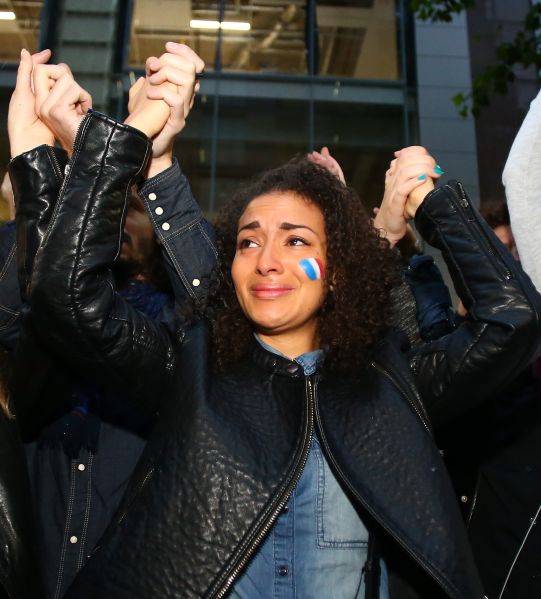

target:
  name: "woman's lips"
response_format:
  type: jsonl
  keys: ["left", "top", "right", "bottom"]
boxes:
{"left": 250, "top": 284, "right": 294, "bottom": 299}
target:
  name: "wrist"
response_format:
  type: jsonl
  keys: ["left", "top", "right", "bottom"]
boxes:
{"left": 373, "top": 213, "right": 406, "bottom": 247}
{"left": 405, "top": 180, "right": 434, "bottom": 219}
{"left": 124, "top": 114, "right": 152, "bottom": 139}
{"left": 10, "top": 136, "right": 55, "bottom": 159}
{"left": 146, "top": 153, "right": 173, "bottom": 179}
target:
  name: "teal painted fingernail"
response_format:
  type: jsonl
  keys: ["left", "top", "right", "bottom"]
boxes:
{"left": 434, "top": 165, "right": 444, "bottom": 175}
{"left": 418, "top": 174, "right": 427, "bottom": 181}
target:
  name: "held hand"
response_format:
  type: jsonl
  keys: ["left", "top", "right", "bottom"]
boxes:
{"left": 8, "top": 49, "right": 54, "bottom": 158}
{"left": 307, "top": 147, "right": 346, "bottom": 184}
{"left": 34, "top": 63, "right": 92, "bottom": 154}
{"left": 126, "top": 42, "right": 204, "bottom": 178}
{"left": 374, "top": 146, "right": 441, "bottom": 244}
{"left": 125, "top": 76, "right": 171, "bottom": 140}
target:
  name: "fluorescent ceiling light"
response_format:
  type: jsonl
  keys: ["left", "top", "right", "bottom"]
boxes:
{"left": 221, "top": 21, "right": 250, "bottom": 31}
{"left": 0, "top": 11, "right": 16, "bottom": 21}
{"left": 190, "top": 19, "right": 250, "bottom": 31}
{"left": 190, "top": 19, "right": 220, "bottom": 30}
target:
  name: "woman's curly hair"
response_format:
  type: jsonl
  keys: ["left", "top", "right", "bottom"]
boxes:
{"left": 205, "top": 157, "right": 401, "bottom": 374}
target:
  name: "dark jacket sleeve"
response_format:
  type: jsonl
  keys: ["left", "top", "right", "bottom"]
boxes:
{"left": 411, "top": 180, "right": 541, "bottom": 427}
{"left": 0, "top": 222, "right": 21, "bottom": 350}
{"left": 29, "top": 111, "right": 177, "bottom": 413}
{"left": 0, "top": 146, "right": 68, "bottom": 351}
{"left": 10, "top": 145, "right": 68, "bottom": 300}
{"left": 138, "top": 159, "right": 217, "bottom": 304}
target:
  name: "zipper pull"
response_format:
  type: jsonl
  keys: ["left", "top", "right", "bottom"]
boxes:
{"left": 456, "top": 182, "right": 469, "bottom": 208}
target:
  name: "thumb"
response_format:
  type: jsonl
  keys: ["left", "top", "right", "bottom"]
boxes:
{"left": 129, "top": 76, "right": 145, "bottom": 101}
{"left": 15, "top": 49, "right": 33, "bottom": 94}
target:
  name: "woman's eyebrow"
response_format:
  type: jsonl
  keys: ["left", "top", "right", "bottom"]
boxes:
{"left": 238, "top": 221, "right": 260, "bottom": 233}
{"left": 280, "top": 222, "right": 315, "bottom": 233}
{"left": 237, "top": 221, "right": 315, "bottom": 234}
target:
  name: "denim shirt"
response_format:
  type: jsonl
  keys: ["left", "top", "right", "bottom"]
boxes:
{"left": 230, "top": 338, "right": 389, "bottom": 598}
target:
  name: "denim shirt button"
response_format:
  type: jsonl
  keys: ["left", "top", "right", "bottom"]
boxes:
{"left": 278, "top": 566, "right": 289, "bottom": 577}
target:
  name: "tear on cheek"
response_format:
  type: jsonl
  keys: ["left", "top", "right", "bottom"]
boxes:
{"left": 299, "top": 258, "right": 325, "bottom": 281}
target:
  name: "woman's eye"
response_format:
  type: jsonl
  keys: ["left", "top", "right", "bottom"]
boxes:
{"left": 288, "top": 237, "right": 309, "bottom": 247}
{"left": 238, "top": 238, "right": 258, "bottom": 249}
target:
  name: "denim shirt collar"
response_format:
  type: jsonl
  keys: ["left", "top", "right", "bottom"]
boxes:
{"left": 254, "top": 334, "right": 324, "bottom": 376}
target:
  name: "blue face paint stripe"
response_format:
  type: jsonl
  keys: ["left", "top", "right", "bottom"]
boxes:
{"left": 300, "top": 259, "right": 318, "bottom": 281}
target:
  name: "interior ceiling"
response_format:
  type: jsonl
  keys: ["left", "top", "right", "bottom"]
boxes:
{"left": 0, "top": 0, "right": 43, "bottom": 60}
{"left": 131, "top": 0, "right": 397, "bottom": 79}
{"left": 0, "top": 0, "right": 397, "bottom": 79}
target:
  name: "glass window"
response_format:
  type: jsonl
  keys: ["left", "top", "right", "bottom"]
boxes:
{"left": 314, "top": 100, "right": 403, "bottom": 207}
{"left": 0, "top": 0, "right": 43, "bottom": 64}
{"left": 129, "top": 0, "right": 400, "bottom": 79}
{"left": 179, "top": 93, "right": 404, "bottom": 218}
{"left": 317, "top": 0, "right": 400, "bottom": 79}
{"left": 130, "top": 0, "right": 222, "bottom": 71}
{"left": 212, "top": 95, "right": 310, "bottom": 215}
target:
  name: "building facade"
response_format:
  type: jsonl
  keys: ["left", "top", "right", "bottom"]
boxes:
{"left": 0, "top": 0, "right": 536, "bottom": 219}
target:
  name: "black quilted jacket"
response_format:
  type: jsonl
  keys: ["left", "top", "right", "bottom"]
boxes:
{"left": 23, "top": 111, "right": 541, "bottom": 599}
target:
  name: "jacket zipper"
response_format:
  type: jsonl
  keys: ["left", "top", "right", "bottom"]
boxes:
{"left": 371, "top": 360, "right": 432, "bottom": 435}
{"left": 88, "top": 466, "right": 156, "bottom": 559}
{"left": 45, "top": 146, "right": 63, "bottom": 185}
{"left": 445, "top": 182, "right": 512, "bottom": 281}
{"left": 313, "top": 397, "right": 461, "bottom": 599}
{"left": 210, "top": 376, "right": 316, "bottom": 599}
{"left": 466, "top": 471, "right": 481, "bottom": 528}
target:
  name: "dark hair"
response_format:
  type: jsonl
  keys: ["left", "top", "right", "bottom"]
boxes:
{"left": 205, "top": 157, "right": 401, "bottom": 374}
{"left": 480, "top": 202, "right": 510, "bottom": 230}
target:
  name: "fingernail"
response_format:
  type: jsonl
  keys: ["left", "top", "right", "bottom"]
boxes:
{"left": 418, "top": 174, "right": 427, "bottom": 181}
{"left": 434, "top": 165, "right": 444, "bottom": 175}
{"left": 166, "top": 41, "right": 179, "bottom": 47}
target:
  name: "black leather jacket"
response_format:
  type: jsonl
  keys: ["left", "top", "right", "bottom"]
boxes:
{"left": 0, "top": 144, "right": 70, "bottom": 599}
{"left": 5, "top": 136, "right": 216, "bottom": 599}
{"left": 26, "top": 111, "right": 541, "bottom": 599}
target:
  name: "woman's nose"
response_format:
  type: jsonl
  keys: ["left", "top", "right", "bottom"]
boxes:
{"left": 256, "top": 244, "right": 283, "bottom": 275}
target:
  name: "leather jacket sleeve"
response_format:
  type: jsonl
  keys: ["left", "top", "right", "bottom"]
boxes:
{"left": 29, "top": 111, "right": 175, "bottom": 412}
{"left": 10, "top": 145, "right": 68, "bottom": 301}
{"left": 138, "top": 159, "right": 217, "bottom": 304}
{"left": 412, "top": 180, "right": 541, "bottom": 428}
{"left": 0, "top": 146, "right": 68, "bottom": 350}
{"left": 0, "top": 222, "right": 21, "bottom": 350}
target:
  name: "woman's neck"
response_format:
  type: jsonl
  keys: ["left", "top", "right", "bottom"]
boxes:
{"left": 256, "top": 329, "right": 318, "bottom": 360}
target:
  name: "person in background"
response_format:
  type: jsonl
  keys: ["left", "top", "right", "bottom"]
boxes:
{"left": 481, "top": 202, "right": 519, "bottom": 260}
{"left": 503, "top": 88, "right": 541, "bottom": 290}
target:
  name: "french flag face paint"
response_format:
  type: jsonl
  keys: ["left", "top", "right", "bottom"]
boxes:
{"left": 299, "top": 258, "right": 325, "bottom": 281}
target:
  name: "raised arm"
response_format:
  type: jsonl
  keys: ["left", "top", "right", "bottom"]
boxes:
{"left": 128, "top": 44, "right": 217, "bottom": 303}
{"left": 502, "top": 89, "right": 541, "bottom": 290}
{"left": 411, "top": 182, "right": 541, "bottom": 428}
{"left": 0, "top": 50, "right": 69, "bottom": 350}
{"left": 379, "top": 147, "right": 541, "bottom": 428}
{"left": 29, "top": 82, "right": 180, "bottom": 411}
